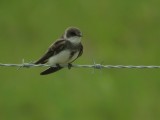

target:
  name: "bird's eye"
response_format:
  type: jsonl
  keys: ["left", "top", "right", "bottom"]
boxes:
{"left": 70, "top": 32, "right": 76, "bottom": 36}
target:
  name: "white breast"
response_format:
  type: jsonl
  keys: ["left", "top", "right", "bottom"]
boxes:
{"left": 48, "top": 50, "right": 79, "bottom": 65}
{"left": 48, "top": 50, "right": 70, "bottom": 65}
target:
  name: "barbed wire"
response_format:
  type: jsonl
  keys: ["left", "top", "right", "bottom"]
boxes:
{"left": 0, "top": 62, "right": 160, "bottom": 69}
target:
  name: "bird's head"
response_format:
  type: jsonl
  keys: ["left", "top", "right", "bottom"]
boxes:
{"left": 64, "top": 27, "right": 82, "bottom": 44}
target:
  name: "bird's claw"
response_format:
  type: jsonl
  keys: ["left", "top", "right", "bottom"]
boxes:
{"left": 56, "top": 64, "right": 61, "bottom": 68}
{"left": 68, "top": 63, "right": 72, "bottom": 69}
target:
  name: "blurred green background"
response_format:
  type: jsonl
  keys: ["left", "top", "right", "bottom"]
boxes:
{"left": 0, "top": 0, "right": 160, "bottom": 120}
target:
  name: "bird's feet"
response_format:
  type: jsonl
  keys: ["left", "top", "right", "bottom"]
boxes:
{"left": 68, "top": 63, "right": 72, "bottom": 69}
{"left": 56, "top": 64, "right": 61, "bottom": 68}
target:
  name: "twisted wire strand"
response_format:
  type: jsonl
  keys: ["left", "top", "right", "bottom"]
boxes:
{"left": 0, "top": 63, "right": 160, "bottom": 69}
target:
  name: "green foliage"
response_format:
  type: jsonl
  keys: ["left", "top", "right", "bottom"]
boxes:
{"left": 0, "top": 0, "right": 160, "bottom": 120}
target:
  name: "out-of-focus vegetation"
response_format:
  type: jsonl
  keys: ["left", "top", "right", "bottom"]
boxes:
{"left": 0, "top": 0, "right": 160, "bottom": 120}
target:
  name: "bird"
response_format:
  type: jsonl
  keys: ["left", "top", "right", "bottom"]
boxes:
{"left": 34, "top": 27, "right": 83, "bottom": 75}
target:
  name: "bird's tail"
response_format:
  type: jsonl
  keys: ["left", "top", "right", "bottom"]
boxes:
{"left": 40, "top": 66, "right": 63, "bottom": 75}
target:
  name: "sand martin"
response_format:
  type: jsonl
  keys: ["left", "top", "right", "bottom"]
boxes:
{"left": 34, "top": 27, "right": 83, "bottom": 75}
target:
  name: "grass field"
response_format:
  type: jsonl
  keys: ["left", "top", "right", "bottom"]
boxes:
{"left": 0, "top": 0, "right": 160, "bottom": 120}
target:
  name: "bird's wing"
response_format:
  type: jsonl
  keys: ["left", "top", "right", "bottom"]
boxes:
{"left": 77, "top": 43, "right": 83, "bottom": 57}
{"left": 70, "top": 43, "right": 83, "bottom": 63}
{"left": 34, "top": 39, "right": 66, "bottom": 64}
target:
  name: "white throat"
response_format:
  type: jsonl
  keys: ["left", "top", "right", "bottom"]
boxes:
{"left": 67, "top": 36, "right": 81, "bottom": 45}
